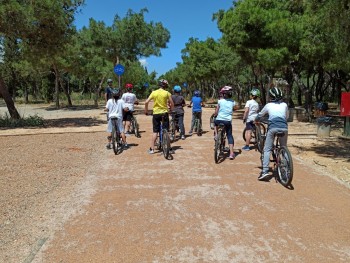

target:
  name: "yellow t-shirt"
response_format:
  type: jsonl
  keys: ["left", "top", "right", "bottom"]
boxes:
{"left": 149, "top": 88, "right": 171, "bottom": 114}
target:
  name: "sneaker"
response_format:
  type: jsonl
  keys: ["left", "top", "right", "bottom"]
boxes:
{"left": 106, "top": 143, "right": 111, "bottom": 149}
{"left": 124, "top": 143, "right": 128, "bottom": 148}
{"left": 125, "top": 132, "right": 131, "bottom": 137}
{"left": 242, "top": 145, "right": 250, "bottom": 151}
{"left": 258, "top": 172, "right": 270, "bottom": 181}
{"left": 229, "top": 154, "right": 235, "bottom": 160}
{"left": 188, "top": 131, "right": 193, "bottom": 136}
{"left": 170, "top": 148, "right": 175, "bottom": 154}
{"left": 148, "top": 148, "right": 154, "bottom": 154}
{"left": 181, "top": 135, "right": 185, "bottom": 140}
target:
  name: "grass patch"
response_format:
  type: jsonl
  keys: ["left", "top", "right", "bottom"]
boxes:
{"left": 0, "top": 113, "right": 44, "bottom": 128}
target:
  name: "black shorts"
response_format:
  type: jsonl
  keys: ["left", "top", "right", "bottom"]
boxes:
{"left": 245, "top": 121, "right": 255, "bottom": 130}
{"left": 152, "top": 113, "right": 169, "bottom": 133}
{"left": 123, "top": 111, "right": 133, "bottom": 121}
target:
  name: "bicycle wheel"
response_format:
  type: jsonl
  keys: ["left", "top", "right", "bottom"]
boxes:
{"left": 255, "top": 125, "right": 264, "bottom": 153}
{"left": 169, "top": 119, "right": 176, "bottom": 142}
{"left": 214, "top": 131, "right": 221, "bottom": 163}
{"left": 111, "top": 120, "right": 120, "bottom": 155}
{"left": 276, "top": 146, "right": 293, "bottom": 187}
{"left": 133, "top": 117, "right": 140, "bottom": 138}
{"left": 242, "top": 128, "right": 256, "bottom": 144}
{"left": 197, "top": 119, "right": 202, "bottom": 136}
{"left": 161, "top": 130, "right": 170, "bottom": 159}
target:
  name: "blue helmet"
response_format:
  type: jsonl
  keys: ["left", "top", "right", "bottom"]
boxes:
{"left": 194, "top": 90, "right": 201, "bottom": 97}
{"left": 173, "top": 85, "right": 181, "bottom": 92}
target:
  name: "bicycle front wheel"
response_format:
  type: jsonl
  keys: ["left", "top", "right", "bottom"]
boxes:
{"left": 162, "top": 130, "right": 170, "bottom": 159}
{"left": 276, "top": 146, "right": 293, "bottom": 187}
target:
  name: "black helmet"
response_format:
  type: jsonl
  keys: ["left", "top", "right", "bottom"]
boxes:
{"left": 269, "top": 87, "right": 283, "bottom": 101}
{"left": 158, "top": 79, "right": 169, "bottom": 88}
{"left": 111, "top": 88, "right": 120, "bottom": 99}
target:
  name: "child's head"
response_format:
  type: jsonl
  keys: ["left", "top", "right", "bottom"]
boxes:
{"left": 173, "top": 85, "right": 181, "bottom": 94}
{"left": 220, "top": 86, "right": 233, "bottom": 99}
{"left": 194, "top": 90, "right": 201, "bottom": 97}
{"left": 112, "top": 88, "right": 121, "bottom": 100}
{"left": 250, "top": 89, "right": 260, "bottom": 100}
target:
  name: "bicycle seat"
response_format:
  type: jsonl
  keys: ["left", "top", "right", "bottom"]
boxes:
{"left": 110, "top": 117, "right": 118, "bottom": 120}
{"left": 218, "top": 123, "right": 225, "bottom": 128}
{"left": 276, "top": 132, "right": 285, "bottom": 137}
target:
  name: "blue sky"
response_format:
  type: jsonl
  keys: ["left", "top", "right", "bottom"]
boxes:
{"left": 74, "top": 0, "right": 233, "bottom": 77}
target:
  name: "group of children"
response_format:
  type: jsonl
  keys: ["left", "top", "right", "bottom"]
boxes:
{"left": 105, "top": 78, "right": 289, "bottom": 181}
{"left": 104, "top": 79, "right": 138, "bottom": 149}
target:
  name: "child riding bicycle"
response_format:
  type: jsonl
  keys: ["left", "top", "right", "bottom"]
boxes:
{"left": 105, "top": 89, "right": 128, "bottom": 149}
{"left": 255, "top": 86, "right": 289, "bottom": 181}
{"left": 188, "top": 90, "right": 205, "bottom": 135}
{"left": 214, "top": 86, "right": 239, "bottom": 160}
{"left": 144, "top": 79, "right": 174, "bottom": 154}
{"left": 242, "top": 88, "right": 260, "bottom": 151}
{"left": 171, "top": 85, "right": 186, "bottom": 140}
{"left": 122, "top": 83, "right": 139, "bottom": 136}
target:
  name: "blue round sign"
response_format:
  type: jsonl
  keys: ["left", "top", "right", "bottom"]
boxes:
{"left": 114, "top": 64, "right": 125, "bottom": 76}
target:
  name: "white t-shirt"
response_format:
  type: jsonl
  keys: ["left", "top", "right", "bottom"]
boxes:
{"left": 122, "top": 92, "right": 137, "bottom": 111}
{"left": 245, "top": 99, "right": 259, "bottom": 122}
{"left": 106, "top": 98, "right": 125, "bottom": 119}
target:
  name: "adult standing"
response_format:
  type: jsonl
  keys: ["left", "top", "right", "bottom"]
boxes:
{"left": 105, "top": 79, "right": 114, "bottom": 103}
{"left": 144, "top": 79, "right": 174, "bottom": 154}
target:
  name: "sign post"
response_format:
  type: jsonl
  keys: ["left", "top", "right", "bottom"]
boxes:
{"left": 113, "top": 64, "right": 125, "bottom": 89}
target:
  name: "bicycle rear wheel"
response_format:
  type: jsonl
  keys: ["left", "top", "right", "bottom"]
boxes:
{"left": 276, "top": 146, "right": 293, "bottom": 186}
{"left": 111, "top": 121, "right": 120, "bottom": 155}
{"left": 214, "top": 132, "right": 221, "bottom": 163}
{"left": 161, "top": 130, "right": 170, "bottom": 159}
{"left": 169, "top": 119, "right": 176, "bottom": 142}
{"left": 242, "top": 127, "right": 256, "bottom": 144}
{"left": 133, "top": 117, "right": 140, "bottom": 138}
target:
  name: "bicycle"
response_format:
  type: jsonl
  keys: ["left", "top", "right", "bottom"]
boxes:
{"left": 242, "top": 121, "right": 267, "bottom": 153}
{"left": 154, "top": 114, "right": 171, "bottom": 159}
{"left": 214, "top": 123, "right": 227, "bottom": 163}
{"left": 110, "top": 117, "right": 124, "bottom": 155}
{"left": 192, "top": 111, "right": 202, "bottom": 136}
{"left": 260, "top": 130, "right": 293, "bottom": 187}
{"left": 129, "top": 114, "right": 141, "bottom": 138}
{"left": 169, "top": 112, "right": 179, "bottom": 142}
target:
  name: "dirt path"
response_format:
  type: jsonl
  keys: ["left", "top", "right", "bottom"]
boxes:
{"left": 1, "top": 103, "right": 350, "bottom": 262}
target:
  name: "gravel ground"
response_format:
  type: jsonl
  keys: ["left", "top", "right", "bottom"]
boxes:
{"left": 1, "top": 103, "right": 350, "bottom": 262}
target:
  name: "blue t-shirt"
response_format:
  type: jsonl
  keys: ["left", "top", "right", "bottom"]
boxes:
{"left": 191, "top": 96, "right": 202, "bottom": 112}
{"left": 216, "top": 99, "right": 236, "bottom": 122}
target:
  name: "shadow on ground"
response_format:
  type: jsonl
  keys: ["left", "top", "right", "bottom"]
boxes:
{"left": 44, "top": 117, "right": 105, "bottom": 128}
{"left": 43, "top": 105, "right": 102, "bottom": 111}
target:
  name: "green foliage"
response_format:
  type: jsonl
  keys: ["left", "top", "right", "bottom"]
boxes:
{"left": 0, "top": 113, "right": 44, "bottom": 127}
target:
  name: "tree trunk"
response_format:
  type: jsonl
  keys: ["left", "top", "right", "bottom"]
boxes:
{"left": 0, "top": 77, "right": 21, "bottom": 119}
{"left": 94, "top": 78, "right": 105, "bottom": 107}
{"left": 52, "top": 65, "right": 60, "bottom": 108}
{"left": 58, "top": 74, "right": 72, "bottom": 107}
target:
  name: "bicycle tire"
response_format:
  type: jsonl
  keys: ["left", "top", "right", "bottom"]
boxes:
{"left": 111, "top": 120, "right": 120, "bottom": 155}
{"left": 162, "top": 130, "right": 170, "bottom": 159}
{"left": 133, "top": 117, "right": 141, "bottom": 138}
{"left": 214, "top": 131, "right": 221, "bottom": 163}
{"left": 169, "top": 119, "right": 176, "bottom": 142}
{"left": 242, "top": 127, "right": 256, "bottom": 144}
{"left": 276, "top": 146, "right": 293, "bottom": 187}
{"left": 255, "top": 125, "right": 264, "bottom": 153}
